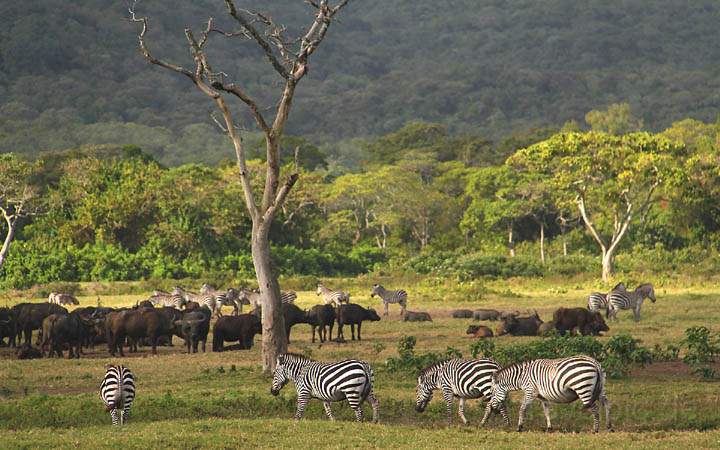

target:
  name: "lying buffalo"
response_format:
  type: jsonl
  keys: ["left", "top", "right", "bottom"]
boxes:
{"left": 106, "top": 308, "right": 174, "bottom": 356}
{"left": 538, "top": 320, "right": 557, "bottom": 336}
{"left": 451, "top": 309, "right": 473, "bottom": 319}
{"left": 337, "top": 304, "right": 381, "bottom": 341}
{"left": 495, "top": 311, "right": 543, "bottom": 336}
{"left": 212, "top": 314, "right": 262, "bottom": 351}
{"left": 466, "top": 325, "right": 494, "bottom": 338}
{"left": 473, "top": 309, "right": 501, "bottom": 321}
{"left": 403, "top": 311, "right": 432, "bottom": 322}
{"left": 553, "top": 307, "right": 609, "bottom": 336}
{"left": 176, "top": 306, "right": 212, "bottom": 353}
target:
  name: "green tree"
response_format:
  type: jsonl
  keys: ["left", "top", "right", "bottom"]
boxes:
{"left": 585, "top": 103, "right": 643, "bottom": 135}
{"left": 509, "top": 132, "right": 684, "bottom": 281}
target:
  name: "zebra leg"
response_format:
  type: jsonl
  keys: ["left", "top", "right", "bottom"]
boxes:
{"left": 323, "top": 401, "right": 336, "bottom": 421}
{"left": 293, "top": 391, "right": 311, "bottom": 420}
{"left": 367, "top": 390, "right": 380, "bottom": 423}
{"left": 441, "top": 388, "right": 454, "bottom": 425}
{"left": 384, "top": 302, "right": 389, "bottom": 317}
{"left": 110, "top": 409, "right": 119, "bottom": 426}
{"left": 517, "top": 391, "right": 537, "bottom": 432}
{"left": 457, "top": 397, "right": 469, "bottom": 425}
{"left": 634, "top": 306, "right": 641, "bottom": 322}
{"left": 479, "top": 402, "right": 493, "bottom": 427}
{"left": 590, "top": 402, "right": 600, "bottom": 433}
{"left": 602, "top": 394, "right": 613, "bottom": 431}
{"left": 498, "top": 402, "right": 511, "bottom": 426}
{"left": 540, "top": 400, "right": 552, "bottom": 432}
{"left": 122, "top": 406, "right": 131, "bottom": 425}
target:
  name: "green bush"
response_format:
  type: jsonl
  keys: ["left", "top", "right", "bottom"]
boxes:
{"left": 682, "top": 326, "right": 720, "bottom": 379}
{"left": 405, "top": 251, "right": 544, "bottom": 280}
{"left": 385, "top": 336, "right": 461, "bottom": 374}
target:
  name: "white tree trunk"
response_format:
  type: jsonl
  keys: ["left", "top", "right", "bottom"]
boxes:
{"left": 539, "top": 222, "right": 545, "bottom": 264}
{"left": 508, "top": 227, "right": 515, "bottom": 257}
{"left": 601, "top": 250, "right": 615, "bottom": 283}
{"left": 0, "top": 222, "right": 16, "bottom": 269}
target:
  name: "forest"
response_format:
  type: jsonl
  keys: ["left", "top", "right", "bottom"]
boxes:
{"left": 2, "top": 103, "right": 719, "bottom": 289}
{"left": 1, "top": 0, "right": 720, "bottom": 166}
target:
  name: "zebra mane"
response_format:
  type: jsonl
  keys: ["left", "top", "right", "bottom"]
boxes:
{"left": 418, "top": 359, "right": 450, "bottom": 378}
{"left": 281, "top": 352, "right": 316, "bottom": 364}
{"left": 636, "top": 283, "right": 653, "bottom": 290}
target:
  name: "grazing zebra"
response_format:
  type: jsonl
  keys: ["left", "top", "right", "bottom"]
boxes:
{"left": 607, "top": 283, "right": 656, "bottom": 321}
{"left": 48, "top": 292, "right": 79, "bottom": 306}
{"left": 100, "top": 365, "right": 136, "bottom": 426}
{"left": 271, "top": 353, "right": 380, "bottom": 422}
{"left": 480, "top": 355, "right": 612, "bottom": 433}
{"left": 588, "top": 282, "right": 626, "bottom": 314}
{"left": 415, "top": 359, "right": 509, "bottom": 426}
{"left": 149, "top": 288, "right": 186, "bottom": 309}
{"left": 316, "top": 283, "right": 350, "bottom": 306}
{"left": 370, "top": 284, "right": 407, "bottom": 317}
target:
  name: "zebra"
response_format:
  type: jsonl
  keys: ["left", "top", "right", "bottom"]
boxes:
{"left": 149, "top": 288, "right": 186, "bottom": 309}
{"left": 588, "top": 282, "right": 627, "bottom": 315}
{"left": 316, "top": 282, "right": 350, "bottom": 306}
{"left": 237, "top": 289, "right": 296, "bottom": 312}
{"left": 480, "top": 355, "right": 612, "bottom": 433}
{"left": 415, "top": 358, "right": 509, "bottom": 426}
{"left": 48, "top": 292, "right": 79, "bottom": 306}
{"left": 271, "top": 353, "right": 380, "bottom": 423}
{"left": 100, "top": 365, "right": 136, "bottom": 426}
{"left": 607, "top": 283, "right": 656, "bottom": 321}
{"left": 370, "top": 284, "right": 407, "bottom": 317}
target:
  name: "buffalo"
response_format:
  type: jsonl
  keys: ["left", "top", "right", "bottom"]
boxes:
{"left": 40, "top": 310, "right": 95, "bottom": 358}
{"left": 175, "top": 306, "right": 212, "bottom": 353}
{"left": 212, "top": 314, "right": 262, "bottom": 351}
{"left": 473, "top": 309, "right": 501, "bottom": 321}
{"left": 451, "top": 309, "right": 473, "bottom": 319}
{"left": 403, "top": 311, "right": 432, "bottom": 322}
{"left": 336, "top": 304, "right": 381, "bottom": 341}
{"left": 553, "top": 307, "right": 609, "bottom": 336}
{"left": 13, "top": 303, "right": 68, "bottom": 346}
{"left": 538, "top": 321, "right": 557, "bottom": 336}
{"left": 466, "top": 325, "right": 494, "bottom": 338}
{"left": 306, "top": 304, "right": 335, "bottom": 343}
{"left": 283, "top": 303, "right": 310, "bottom": 344}
{"left": 495, "top": 311, "right": 543, "bottom": 336}
{"left": 106, "top": 308, "right": 174, "bottom": 356}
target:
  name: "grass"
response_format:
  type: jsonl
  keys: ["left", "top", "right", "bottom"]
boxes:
{"left": 1, "top": 274, "right": 719, "bottom": 448}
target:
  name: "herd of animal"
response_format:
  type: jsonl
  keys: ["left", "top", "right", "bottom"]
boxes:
{"left": 6, "top": 280, "right": 655, "bottom": 432}
{"left": 454, "top": 282, "right": 656, "bottom": 339}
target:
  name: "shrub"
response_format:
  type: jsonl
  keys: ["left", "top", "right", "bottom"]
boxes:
{"left": 405, "top": 251, "right": 544, "bottom": 280}
{"left": 682, "top": 326, "right": 720, "bottom": 379}
{"left": 385, "top": 336, "right": 460, "bottom": 374}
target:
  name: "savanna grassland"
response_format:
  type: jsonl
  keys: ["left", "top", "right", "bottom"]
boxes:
{"left": 1, "top": 275, "right": 719, "bottom": 449}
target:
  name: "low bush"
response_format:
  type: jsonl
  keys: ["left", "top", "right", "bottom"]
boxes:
{"left": 405, "top": 251, "right": 544, "bottom": 280}
{"left": 385, "top": 336, "right": 463, "bottom": 374}
{"left": 682, "top": 326, "right": 720, "bottom": 379}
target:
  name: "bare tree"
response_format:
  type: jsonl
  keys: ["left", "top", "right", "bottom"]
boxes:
{"left": 129, "top": 0, "right": 351, "bottom": 372}
{"left": 0, "top": 154, "right": 37, "bottom": 270}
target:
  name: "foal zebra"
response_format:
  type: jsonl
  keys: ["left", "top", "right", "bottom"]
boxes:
{"left": 270, "top": 353, "right": 380, "bottom": 422}
{"left": 480, "top": 355, "right": 612, "bottom": 433}
{"left": 607, "top": 283, "right": 656, "bottom": 321}
{"left": 100, "top": 365, "right": 136, "bottom": 426}
{"left": 316, "top": 283, "right": 350, "bottom": 306}
{"left": 370, "top": 284, "right": 407, "bottom": 317}
{"left": 237, "top": 289, "right": 297, "bottom": 312}
{"left": 48, "top": 292, "right": 79, "bottom": 306}
{"left": 149, "top": 287, "right": 186, "bottom": 309}
{"left": 415, "top": 358, "right": 509, "bottom": 426}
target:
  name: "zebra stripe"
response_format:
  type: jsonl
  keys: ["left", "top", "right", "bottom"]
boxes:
{"left": 316, "top": 283, "right": 350, "bottom": 306}
{"left": 607, "top": 283, "right": 656, "bottom": 321}
{"left": 237, "top": 289, "right": 296, "bottom": 313}
{"left": 481, "top": 355, "right": 612, "bottom": 433}
{"left": 587, "top": 293, "right": 607, "bottom": 313}
{"left": 370, "top": 284, "right": 407, "bottom": 317}
{"left": 271, "top": 353, "right": 380, "bottom": 422}
{"left": 416, "top": 358, "right": 509, "bottom": 425}
{"left": 48, "top": 293, "right": 79, "bottom": 306}
{"left": 100, "top": 365, "right": 136, "bottom": 426}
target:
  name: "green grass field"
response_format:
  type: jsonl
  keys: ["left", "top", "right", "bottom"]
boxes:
{"left": 1, "top": 275, "right": 719, "bottom": 449}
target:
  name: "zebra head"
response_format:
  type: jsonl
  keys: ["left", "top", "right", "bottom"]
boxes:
{"left": 271, "top": 354, "right": 292, "bottom": 396}
{"left": 370, "top": 284, "right": 382, "bottom": 297}
{"left": 415, "top": 361, "right": 445, "bottom": 412}
{"left": 638, "top": 283, "right": 656, "bottom": 302}
{"left": 315, "top": 283, "right": 324, "bottom": 296}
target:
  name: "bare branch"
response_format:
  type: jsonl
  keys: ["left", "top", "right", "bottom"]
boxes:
{"left": 264, "top": 173, "right": 300, "bottom": 223}
{"left": 214, "top": 83, "right": 271, "bottom": 135}
{"left": 224, "top": 0, "right": 291, "bottom": 79}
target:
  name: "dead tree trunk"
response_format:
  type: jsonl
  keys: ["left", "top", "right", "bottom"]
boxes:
{"left": 130, "top": 0, "right": 351, "bottom": 372}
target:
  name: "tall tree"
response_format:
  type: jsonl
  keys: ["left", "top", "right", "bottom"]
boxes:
{"left": 585, "top": 102, "right": 643, "bottom": 135}
{"left": 129, "top": 0, "right": 351, "bottom": 372}
{"left": 0, "top": 153, "right": 37, "bottom": 270}
{"left": 509, "top": 132, "right": 684, "bottom": 281}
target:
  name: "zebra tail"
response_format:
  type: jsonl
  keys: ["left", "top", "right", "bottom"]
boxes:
{"left": 360, "top": 362, "right": 375, "bottom": 402}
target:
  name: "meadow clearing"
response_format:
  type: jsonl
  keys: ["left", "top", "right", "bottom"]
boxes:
{"left": 0, "top": 274, "right": 719, "bottom": 449}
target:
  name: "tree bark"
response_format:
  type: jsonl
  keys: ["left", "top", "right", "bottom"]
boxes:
{"left": 601, "top": 250, "right": 615, "bottom": 283}
{"left": 251, "top": 223, "right": 287, "bottom": 371}
{"left": 508, "top": 226, "right": 515, "bottom": 257}
{"left": 0, "top": 219, "right": 16, "bottom": 269}
{"left": 539, "top": 221, "right": 545, "bottom": 264}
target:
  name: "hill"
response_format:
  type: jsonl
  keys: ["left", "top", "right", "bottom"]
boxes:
{"left": 1, "top": 0, "right": 719, "bottom": 165}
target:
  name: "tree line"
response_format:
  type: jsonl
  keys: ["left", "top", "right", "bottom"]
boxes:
{"left": 2, "top": 104, "right": 719, "bottom": 287}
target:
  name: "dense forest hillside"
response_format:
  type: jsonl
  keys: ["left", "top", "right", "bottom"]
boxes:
{"left": 1, "top": 0, "right": 719, "bottom": 165}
